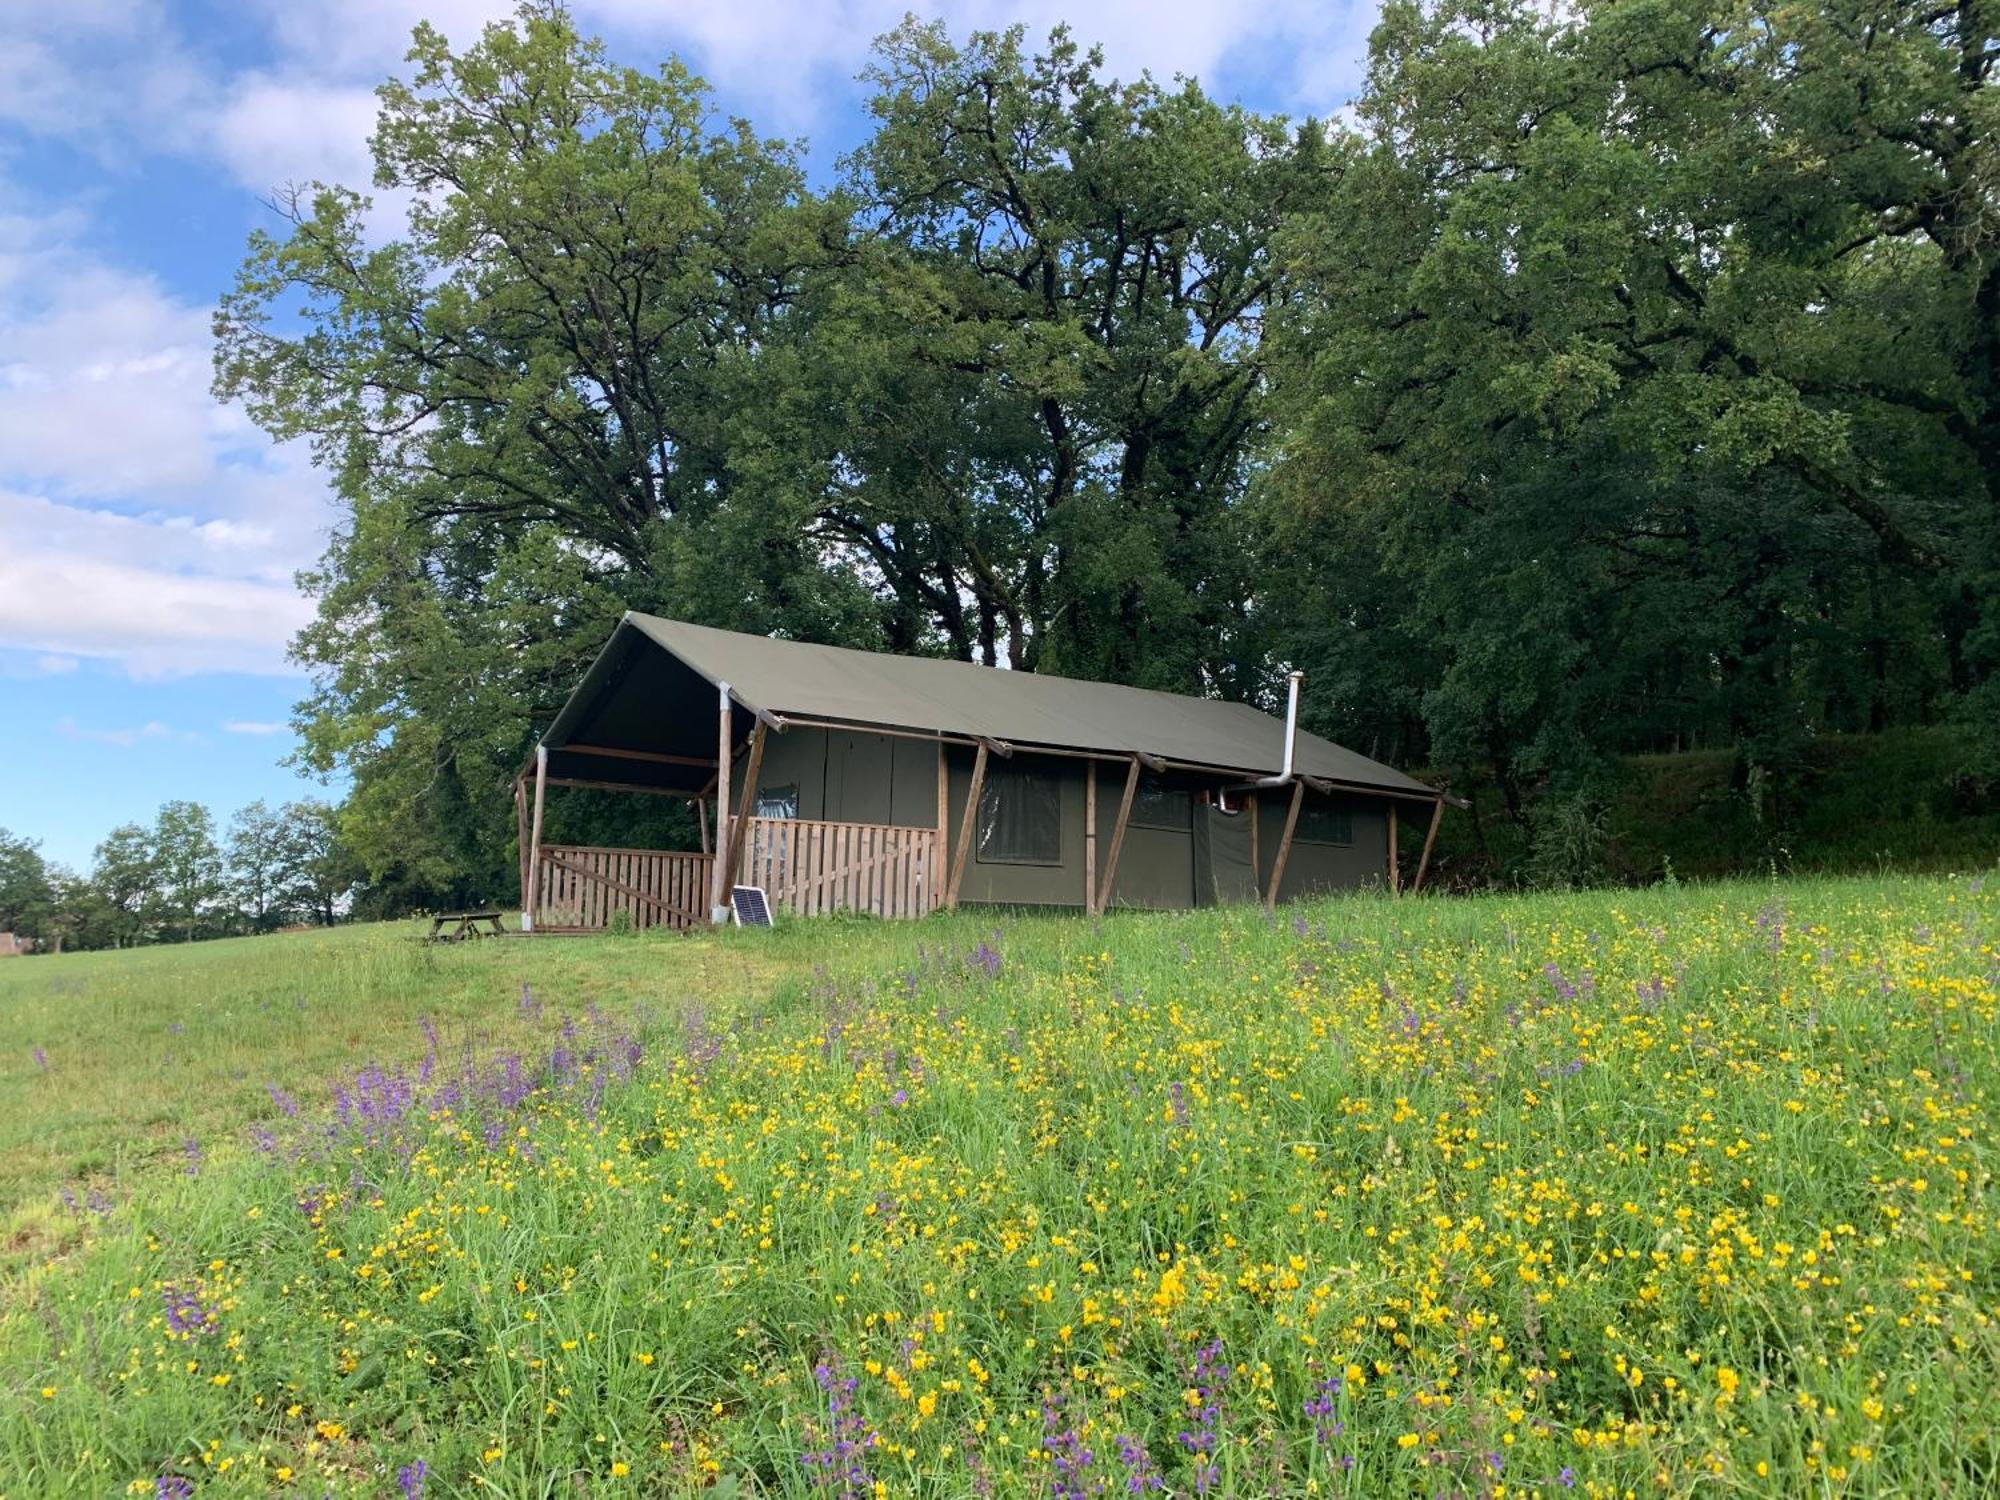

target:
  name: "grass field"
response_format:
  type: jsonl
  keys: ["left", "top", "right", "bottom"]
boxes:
{"left": 1, "top": 872, "right": 1997, "bottom": 1497}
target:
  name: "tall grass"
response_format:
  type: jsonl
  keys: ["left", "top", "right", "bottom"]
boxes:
{"left": 2, "top": 873, "right": 1997, "bottom": 1496}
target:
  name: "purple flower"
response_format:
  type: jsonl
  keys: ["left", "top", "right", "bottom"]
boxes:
{"left": 1176, "top": 1339, "right": 1229, "bottom": 1492}
{"left": 1041, "top": 1390, "right": 1097, "bottom": 1500}
{"left": 31, "top": 1047, "right": 48, "bottom": 1072}
{"left": 1303, "top": 1370, "right": 1347, "bottom": 1450}
{"left": 1114, "top": 1434, "right": 1163, "bottom": 1493}
{"left": 1559, "top": 1466, "right": 1577, "bottom": 1488}
{"left": 802, "top": 1354, "right": 875, "bottom": 1497}
{"left": 264, "top": 1082, "right": 299, "bottom": 1117}
{"left": 970, "top": 940, "right": 1002, "bottom": 978}
{"left": 182, "top": 1138, "right": 204, "bottom": 1176}
{"left": 161, "top": 1283, "right": 217, "bottom": 1337}
{"left": 889, "top": 1088, "right": 908, "bottom": 1109}
{"left": 397, "top": 1459, "right": 428, "bottom": 1498}
{"left": 155, "top": 1477, "right": 194, "bottom": 1500}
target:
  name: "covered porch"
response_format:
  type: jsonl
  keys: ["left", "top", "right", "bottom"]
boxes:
{"left": 512, "top": 623, "right": 954, "bottom": 931}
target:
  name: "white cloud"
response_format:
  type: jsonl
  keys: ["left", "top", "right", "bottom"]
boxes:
{"left": 0, "top": 0, "right": 210, "bottom": 158}
{"left": 0, "top": 651, "right": 81, "bottom": 679}
{"left": 223, "top": 719, "right": 288, "bottom": 735}
{"left": 0, "top": 512, "right": 316, "bottom": 680}
{"left": 211, "top": 75, "right": 386, "bottom": 199}
{"left": 0, "top": 212, "right": 330, "bottom": 678}
{"left": 54, "top": 716, "right": 205, "bottom": 747}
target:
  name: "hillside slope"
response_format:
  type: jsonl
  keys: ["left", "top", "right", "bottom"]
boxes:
{"left": 4, "top": 876, "right": 1998, "bottom": 1496}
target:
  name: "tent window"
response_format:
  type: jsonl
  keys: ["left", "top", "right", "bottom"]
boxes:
{"left": 1296, "top": 803, "right": 1354, "bottom": 846}
{"left": 756, "top": 783, "right": 799, "bottom": 820}
{"left": 977, "top": 765, "right": 1061, "bottom": 865}
{"left": 1130, "top": 774, "right": 1191, "bottom": 831}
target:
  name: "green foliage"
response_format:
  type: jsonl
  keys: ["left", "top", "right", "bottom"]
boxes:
{"left": 1430, "top": 727, "right": 2000, "bottom": 887}
{"left": 150, "top": 802, "right": 227, "bottom": 945}
{"left": 3, "top": 875, "right": 1998, "bottom": 1492}
{"left": 1260, "top": 0, "right": 1999, "bottom": 832}
{"left": 0, "top": 830, "right": 55, "bottom": 944}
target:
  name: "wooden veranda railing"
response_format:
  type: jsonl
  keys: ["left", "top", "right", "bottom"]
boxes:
{"left": 741, "top": 817, "right": 941, "bottom": 919}
{"left": 534, "top": 845, "right": 713, "bottom": 933}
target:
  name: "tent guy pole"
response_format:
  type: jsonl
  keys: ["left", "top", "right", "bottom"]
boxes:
{"left": 524, "top": 744, "right": 547, "bottom": 932}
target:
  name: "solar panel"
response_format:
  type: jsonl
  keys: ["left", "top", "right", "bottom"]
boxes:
{"left": 730, "top": 885, "right": 774, "bottom": 928}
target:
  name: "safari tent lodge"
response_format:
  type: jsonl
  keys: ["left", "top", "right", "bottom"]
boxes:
{"left": 516, "top": 615, "right": 1445, "bottom": 932}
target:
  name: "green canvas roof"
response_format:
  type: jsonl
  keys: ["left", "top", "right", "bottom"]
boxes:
{"left": 543, "top": 613, "right": 1434, "bottom": 798}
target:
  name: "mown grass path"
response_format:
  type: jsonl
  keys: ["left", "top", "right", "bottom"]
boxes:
{"left": 1, "top": 874, "right": 1996, "bottom": 1497}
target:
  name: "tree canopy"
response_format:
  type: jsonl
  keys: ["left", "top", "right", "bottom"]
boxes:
{"left": 211, "top": 0, "right": 1998, "bottom": 891}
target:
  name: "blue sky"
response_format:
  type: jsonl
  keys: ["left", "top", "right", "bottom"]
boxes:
{"left": 0, "top": 0, "right": 1379, "bottom": 871}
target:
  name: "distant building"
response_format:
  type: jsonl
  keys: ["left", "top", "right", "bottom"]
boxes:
{"left": 0, "top": 932, "right": 34, "bottom": 957}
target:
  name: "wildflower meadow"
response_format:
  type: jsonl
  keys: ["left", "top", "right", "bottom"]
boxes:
{"left": 2, "top": 872, "right": 1997, "bottom": 1496}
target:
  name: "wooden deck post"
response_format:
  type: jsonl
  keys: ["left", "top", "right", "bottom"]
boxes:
{"left": 1084, "top": 760, "right": 1098, "bottom": 915}
{"left": 1095, "top": 756, "right": 1142, "bottom": 914}
{"left": 721, "top": 722, "right": 766, "bottom": 898}
{"left": 1412, "top": 795, "right": 1444, "bottom": 894}
{"left": 1388, "top": 802, "right": 1400, "bottom": 895}
{"left": 710, "top": 682, "right": 732, "bottom": 921}
{"left": 696, "top": 798, "right": 710, "bottom": 856}
{"left": 946, "top": 740, "right": 988, "bottom": 910}
{"left": 1265, "top": 780, "right": 1304, "bottom": 908}
{"left": 526, "top": 745, "right": 548, "bottom": 931}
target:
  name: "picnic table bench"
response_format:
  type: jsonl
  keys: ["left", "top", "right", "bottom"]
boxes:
{"left": 428, "top": 910, "right": 508, "bottom": 942}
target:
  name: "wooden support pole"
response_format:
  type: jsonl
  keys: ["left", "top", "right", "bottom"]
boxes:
{"left": 562, "top": 744, "right": 718, "bottom": 770}
{"left": 1388, "top": 802, "right": 1401, "bottom": 895}
{"left": 709, "top": 683, "right": 732, "bottom": 919}
{"left": 1412, "top": 795, "right": 1444, "bottom": 894}
{"left": 946, "top": 740, "right": 989, "bottom": 910}
{"left": 526, "top": 745, "right": 548, "bottom": 930}
{"left": 514, "top": 776, "right": 530, "bottom": 906}
{"left": 1084, "top": 759, "right": 1099, "bottom": 915}
{"left": 697, "top": 798, "right": 710, "bottom": 856}
{"left": 1265, "top": 780, "right": 1304, "bottom": 908}
{"left": 721, "top": 721, "right": 767, "bottom": 898}
{"left": 541, "top": 776, "right": 700, "bottom": 798}
{"left": 1095, "top": 757, "right": 1142, "bottom": 914}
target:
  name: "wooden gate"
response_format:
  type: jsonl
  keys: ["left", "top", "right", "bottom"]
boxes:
{"left": 741, "top": 818, "right": 940, "bottom": 919}
{"left": 534, "top": 845, "right": 713, "bottom": 933}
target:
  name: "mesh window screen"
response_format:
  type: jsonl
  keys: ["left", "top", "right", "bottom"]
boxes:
{"left": 977, "top": 765, "right": 1061, "bottom": 864}
{"left": 1296, "top": 803, "right": 1354, "bottom": 845}
{"left": 1130, "top": 774, "right": 1192, "bottom": 830}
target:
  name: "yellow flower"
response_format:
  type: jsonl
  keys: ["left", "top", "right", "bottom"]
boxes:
{"left": 634, "top": 1351, "right": 655, "bottom": 1366}
{"left": 610, "top": 1461, "right": 630, "bottom": 1477}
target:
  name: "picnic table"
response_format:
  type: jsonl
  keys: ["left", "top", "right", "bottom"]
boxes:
{"left": 428, "top": 910, "right": 508, "bottom": 942}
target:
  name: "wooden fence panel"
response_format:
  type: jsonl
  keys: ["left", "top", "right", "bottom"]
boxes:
{"left": 535, "top": 845, "right": 713, "bottom": 932}
{"left": 536, "top": 825, "right": 939, "bottom": 932}
{"left": 741, "top": 817, "right": 939, "bottom": 921}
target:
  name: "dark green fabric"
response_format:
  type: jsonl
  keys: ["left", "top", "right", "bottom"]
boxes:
{"left": 544, "top": 614, "right": 1432, "bottom": 797}
{"left": 1201, "top": 804, "right": 1261, "bottom": 905}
